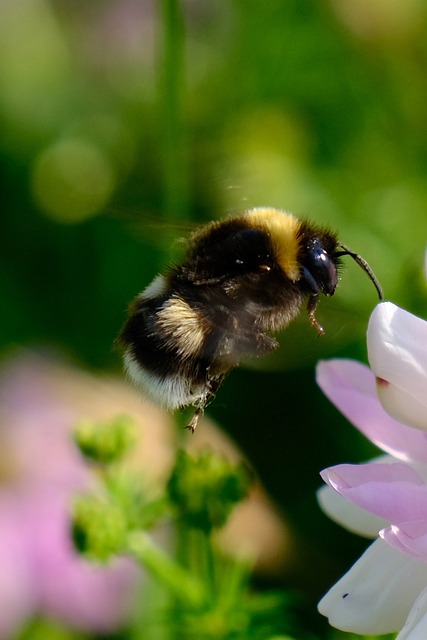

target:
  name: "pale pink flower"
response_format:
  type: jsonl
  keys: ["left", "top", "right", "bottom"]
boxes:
{"left": 317, "top": 356, "right": 427, "bottom": 639}
{"left": 0, "top": 351, "right": 290, "bottom": 637}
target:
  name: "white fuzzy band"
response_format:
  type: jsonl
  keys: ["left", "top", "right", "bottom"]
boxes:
{"left": 123, "top": 349, "right": 204, "bottom": 410}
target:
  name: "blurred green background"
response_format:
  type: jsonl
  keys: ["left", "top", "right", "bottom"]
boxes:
{"left": 2, "top": 0, "right": 427, "bottom": 636}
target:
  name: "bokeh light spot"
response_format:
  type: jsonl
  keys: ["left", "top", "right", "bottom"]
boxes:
{"left": 32, "top": 138, "right": 115, "bottom": 223}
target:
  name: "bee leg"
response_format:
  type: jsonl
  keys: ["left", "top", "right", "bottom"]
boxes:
{"left": 185, "top": 375, "right": 226, "bottom": 433}
{"left": 185, "top": 407, "right": 203, "bottom": 434}
{"left": 307, "top": 294, "right": 325, "bottom": 336}
{"left": 206, "top": 374, "right": 226, "bottom": 398}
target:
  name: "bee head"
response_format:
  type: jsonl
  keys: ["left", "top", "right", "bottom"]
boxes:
{"left": 300, "top": 237, "right": 339, "bottom": 297}
{"left": 299, "top": 231, "right": 383, "bottom": 301}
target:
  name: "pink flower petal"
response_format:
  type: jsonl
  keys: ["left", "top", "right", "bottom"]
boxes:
{"left": 316, "top": 359, "right": 427, "bottom": 463}
{"left": 318, "top": 538, "right": 427, "bottom": 634}
{"left": 321, "top": 463, "right": 427, "bottom": 522}
{"left": 0, "top": 493, "right": 37, "bottom": 637}
{"left": 381, "top": 521, "right": 427, "bottom": 562}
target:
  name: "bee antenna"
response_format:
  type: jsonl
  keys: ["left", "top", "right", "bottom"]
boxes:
{"left": 336, "top": 243, "right": 384, "bottom": 301}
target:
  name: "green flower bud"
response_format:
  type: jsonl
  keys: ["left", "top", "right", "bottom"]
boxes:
{"left": 72, "top": 494, "right": 128, "bottom": 562}
{"left": 167, "top": 450, "right": 251, "bottom": 532}
{"left": 74, "top": 415, "right": 136, "bottom": 464}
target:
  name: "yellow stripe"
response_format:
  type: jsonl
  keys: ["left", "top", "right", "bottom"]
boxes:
{"left": 244, "top": 208, "right": 301, "bottom": 280}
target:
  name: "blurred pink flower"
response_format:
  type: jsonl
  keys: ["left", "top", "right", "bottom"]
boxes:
{"left": 0, "top": 350, "right": 291, "bottom": 637}
{"left": 0, "top": 353, "right": 140, "bottom": 638}
{"left": 316, "top": 356, "right": 427, "bottom": 639}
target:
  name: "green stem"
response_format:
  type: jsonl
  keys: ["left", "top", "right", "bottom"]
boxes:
{"left": 217, "top": 552, "right": 254, "bottom": 612}
{"left": 201, "top": 529, "right": 217, "bottom": 604}
{"left": 159, "top": 0, "right": 189, "bottom": 220}
{"left": 127, "top": 530, "right": 207, "bottom": 610}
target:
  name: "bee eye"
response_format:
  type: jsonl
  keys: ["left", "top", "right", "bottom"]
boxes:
{"left": 302, "top": 240, "right": 338, "bottom": 296}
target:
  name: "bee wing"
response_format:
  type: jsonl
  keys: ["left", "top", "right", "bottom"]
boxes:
{"left": 108, "top": 207, "right": 203, "bottom": 248}
{"left": 200, "top": 295, "right": 279, "bottom": 370}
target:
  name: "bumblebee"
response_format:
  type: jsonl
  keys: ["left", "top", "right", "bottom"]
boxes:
{"left": 118, "top": 207, "right": 383, "bottom": 432}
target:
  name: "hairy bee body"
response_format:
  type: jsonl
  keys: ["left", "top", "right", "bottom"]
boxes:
{"left": 118, "top": 207, "right": 382, "bottom": 430}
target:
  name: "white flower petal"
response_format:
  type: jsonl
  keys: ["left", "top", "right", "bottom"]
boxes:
{"left": 318, "top": 539, "right": 427, "bottom": 635}
{"left": 397, "top": 586, "right": 427, "bottom": 640}
{"left": 376, "top": 378, "right": 427, "bottom": 432}
{"left": 368, "top": 302, "right": 427, "bottom": 429}
{"left": 317, "top": 485, "right": 388, "bottom": 538}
